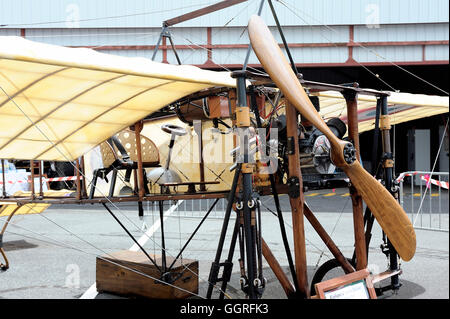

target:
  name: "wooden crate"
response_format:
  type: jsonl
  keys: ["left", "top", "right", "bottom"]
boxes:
{"left": 96, "top": 250, "right": 198, "bottom": 299}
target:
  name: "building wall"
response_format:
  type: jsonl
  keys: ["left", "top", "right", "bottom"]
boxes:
{"left": 0, "top": 0, "right": 448, "bottom": 68}
{"left": 1, "top": 0, "right": 449, "bottom": 28}
{"left": 0, "top": 1, "right": 447, "bottom": 174}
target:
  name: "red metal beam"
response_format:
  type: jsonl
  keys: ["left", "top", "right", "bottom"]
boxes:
{"left": 162, "top": 36, "right": 168, "bottom": 63}
{"left": 198, "top": 60, "right": 449, "bottom": 69}
{"left": 350, "top": 40, "right": 449, "bottom": 47}
{"left": 207, "top": 27, "right": 212, "bottom": 62}
{"left": 346, "top": 25, "right": 356, "bottom": 64}
{"left": 77, "top": 40, "right": 449, "bottom": 51}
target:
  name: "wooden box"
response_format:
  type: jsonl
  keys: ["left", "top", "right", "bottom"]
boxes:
{"left": 96, "top": 250, "right": 199, "bottom": 299}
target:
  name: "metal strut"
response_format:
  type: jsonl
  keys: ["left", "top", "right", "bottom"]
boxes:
{"left": 167, "top": 198, "right": 220, "bottom": 272}
{"left": 249, "top": 86, "right": 299, "bottom": 292}
{"left": 267, "top": 0, "right": 299, "bottom": 76}
{"left": 151, "top": 26, "right": 182, "bottom": 65}
{"left": 206, "top": 164, "right": 241, "bottom": 298}
{"left": 101, "top": 203, "right": 161, "bottom": 273}
{"left": 235, "top": 71, "right": 260, "bottom": 299}
{"left": 379, "top": 95, "right": 401, "bottom": 291}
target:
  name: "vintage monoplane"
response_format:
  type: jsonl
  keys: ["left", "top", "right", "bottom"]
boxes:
{"left": 0, "top": 1, "right": 446, "bottom": 300}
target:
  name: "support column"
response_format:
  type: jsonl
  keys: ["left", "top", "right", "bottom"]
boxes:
{"left": 380, "top": 95, "right": 400, "bottom": 290}
{"left": 233, "top": 71, "right": 258, "bottom": 299}
{"left": 285, "top": 100, "right": 308, "bottom": 298}
{"left": 194, "top": 120, "right": 206, "bottom": 191}
{"left": 76, "top": 158, "right": 81, "bottom": 201}
{"left": 134, "top": 121, "right": 145, "bottom": 200}
{"left": 80, "top": 156, "right": 88, "bottom": 198}
{"left": 30, "top": 160, "right": 35, "bottom": 199}
{"left": 1, "top": 160, "right": 6, "bottom": 197}
{"left": 344, "top": 89, "right": 367, "bottom": 270}
{"left": 38, "top": 161, "right": 44, "bottom": 198}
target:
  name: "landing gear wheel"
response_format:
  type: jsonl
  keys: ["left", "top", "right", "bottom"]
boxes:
{"left": 310, "top": 258, "right": 355, "bottom": 296}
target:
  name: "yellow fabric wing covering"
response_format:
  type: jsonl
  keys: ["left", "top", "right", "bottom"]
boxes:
{"left": 313, "top": 90, "right": 449, "bottom": 134}
{"left": 0, "top": 190, "right": 73, "bottom": 217}
{"left": 0, "top": 36, "right": 236, "bottom": 161}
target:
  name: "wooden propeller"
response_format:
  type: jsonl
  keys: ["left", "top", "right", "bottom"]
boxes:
{"left": 248, "top": 15, "right": 416, "bottom": 261}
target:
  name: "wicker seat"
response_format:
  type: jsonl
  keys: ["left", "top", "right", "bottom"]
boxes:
{"left": 89, "top": 129, "right": 160, "bottom": 198}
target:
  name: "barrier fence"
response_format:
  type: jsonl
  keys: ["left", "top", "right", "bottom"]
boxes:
{"left": 398, "top": 171, "right": 449, "bottom": 232}
{"left": 144, "top": 198, "right": 230, "bottom": 220}
{"left": 143, "top": 171, "right": 449, "bottom": 234}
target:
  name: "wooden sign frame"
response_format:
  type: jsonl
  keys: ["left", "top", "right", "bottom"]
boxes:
{"left": 314, "top": 268, "right": 377, "bottom": 299}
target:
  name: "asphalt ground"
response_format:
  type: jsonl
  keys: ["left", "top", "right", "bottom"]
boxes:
{"left": 0, "top": 187, "right": 448, "bottom": 300}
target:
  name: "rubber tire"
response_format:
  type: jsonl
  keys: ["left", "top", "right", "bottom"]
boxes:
{"left": 310, "top": 258, "right": 355, "bottom": 296}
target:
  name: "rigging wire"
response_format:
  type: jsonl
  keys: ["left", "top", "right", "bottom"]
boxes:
{"left": 11, "top": 31, "right": 159, "bottom": 39}
{"left": 174, "top": 0, "right": 256, "bottom": 66}
{"left": 2, "top": 199, "right": 226, "bottom": 299}
{"left": 0, "top": 84, "right": 232, "bottom": 299}
{"left": 258, "top": 199, "right": 333, "bottom": 258}
{"left": 4, "top": 223, "right": 206, "bottom": 299}
{"left": 2, "top": 0, "right": 445, "bottom": 297}
{"left": 163, "top": 0, "right": 269, "bottom": 75}
{"left": 313, "top": 196, "right": 351, "bottom": 269}
{"left": 3, "top": 0, "right": 447, "bottom": 96}
{"left": 278, "top": 0, "right": 449, "bottom": 96}
{"left": 277, "top": 0, "right": 398, "bottom": 92}
{"left": 412, "top": 116, "right": 449, "bottom": 227}
{"left": 0, "top": 2, "right": 217, "bottom": 27}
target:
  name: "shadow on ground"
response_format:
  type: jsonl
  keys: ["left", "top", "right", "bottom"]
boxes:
{"left": 2, "top": 240, "right": 38, "bottom": 252}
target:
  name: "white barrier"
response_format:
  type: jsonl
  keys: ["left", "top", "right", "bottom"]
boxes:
{"left": 398, "top": 171, "right": 449, "bottom": 232}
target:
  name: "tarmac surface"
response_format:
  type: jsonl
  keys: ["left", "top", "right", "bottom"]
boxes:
{"left": 0, "top": 187, "right": 448, "bottom": 300}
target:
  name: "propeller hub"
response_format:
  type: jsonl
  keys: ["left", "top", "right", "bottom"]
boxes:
{"left": 343, "top": 143, "right": 357, "bottom": 164}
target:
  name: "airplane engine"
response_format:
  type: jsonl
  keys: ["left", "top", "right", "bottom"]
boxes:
{"left": 271, "top": 114, "right": 349, "bottom": 190}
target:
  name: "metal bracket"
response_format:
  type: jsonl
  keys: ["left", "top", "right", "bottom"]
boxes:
{"left": 241, "top": 163, "right": 254, "bottom": 174}
{"left": 383, "top": 159, "right": 395, "bottom": 168}
{"left": 380, "top": 115, "right": 391, "bottom": 130}
{"left": 287, "top": 176, "right": 300, "bottom": 198}
{"left": 220, "top": 261, "right": 234, "bottom": 283}
{"left": 236, "top": 107, "right": 251, "bottom": 127}
{"left": 208, "top": 260, "right": 233, "bottom": 285}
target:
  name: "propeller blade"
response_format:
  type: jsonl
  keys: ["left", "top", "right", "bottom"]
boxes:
{"left": 248, "top": 15, "right": 416, "bottom": 261}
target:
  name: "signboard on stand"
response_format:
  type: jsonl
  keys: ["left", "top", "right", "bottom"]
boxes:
{"left": 314, "top": 269, "right": 377, "bottom": 299}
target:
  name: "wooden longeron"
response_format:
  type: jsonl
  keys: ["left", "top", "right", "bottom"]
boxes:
{"left": 96, "top": 250, "right": 198, "bottom": 299}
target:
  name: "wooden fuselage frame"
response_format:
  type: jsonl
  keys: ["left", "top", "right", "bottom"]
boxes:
{"left": 1, "top": 74, "right": 391, "bottom": 298}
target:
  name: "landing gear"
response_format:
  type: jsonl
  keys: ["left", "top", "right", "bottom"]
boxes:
{"left": 309, "top": 258, "right": 355, "bottom": 296}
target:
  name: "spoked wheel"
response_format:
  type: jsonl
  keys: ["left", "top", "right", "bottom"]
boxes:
{"left": 309, "top": 258, "right": 355, "bottom": 296}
